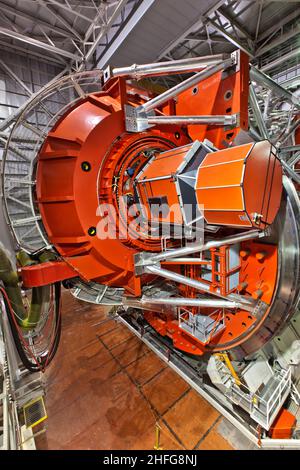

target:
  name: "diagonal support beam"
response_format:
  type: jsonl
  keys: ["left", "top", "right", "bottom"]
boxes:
{"left": 36, "top": 0, "right": 83, "bottom": 41}
{"left": 0, "top": 60, "right": 54, "bottom": 121}
{"left": 46, "top": 0, "right": 93, "bottom": 22}
{"left": 217, "top": 7, "right": 254, "bottom": 44}
{"left": 0, "top": 1, "right": 78, "bottom": 39}
{"left": 0, "top": 59, "right": 33, "bottom": 96}
{"left": 141, "top": 58, "right": 234, "bottom": 113}
{"left": 0, "top": 26, "right": 82, "bottom": 61}
{"left": 206, "top": 18, "right": 254, "bottom": 57}
{"left": 250, "top": 67, "right": 300, "bottom": 108}
{"left": 0, "top": 67, "right": 69, "bottom": 132}
{"left": 249, "top": 84, "right": 269, "bottom": 140}
{"left": 98, "top": 0, "right": 157, "bottom": 68}
{"left": 0, "top": 39, "right": 67, "bottom": 66}
{"left": 84, "top": 0, "right": 129, "bottom": 64}
{"left": 156, "top": 0, "right": 225, "bottom": 60}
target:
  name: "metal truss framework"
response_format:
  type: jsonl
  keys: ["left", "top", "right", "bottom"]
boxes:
{"left": 0, "top": 1, "right": 299, "bottom": 157}
{"left": 0, "top": 0, "right": 141, "bottom": 139}
{"left": 0, "top": 0, "right": 139, "bottom": 70}
{"left": 155, "top": 0, "right": 300, "bottom": 73}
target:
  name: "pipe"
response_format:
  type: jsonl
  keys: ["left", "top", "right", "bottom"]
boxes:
{"left": 287, "top": 151, "right": 300, "bottom": 166}
{"left": 280, "top": 159, "right": 300, "bottom": 185}
{"left": 0, "top": 244, "right": 49, "bottom": 330}
{"left": 142, "top": 59, "right": 233, "bottom": 113}
{"left": 149, "top": 229, "right": 264, "bottom": 263}
{"left": 277, "top": 119, "right": 300, "bottom": 147}
{"left": 249, "top": 84, "right": 269, "bottom": 140}
{"left": 164, "top": 258, "right": 207, "bottom": 263}
{"left": 145, "top": 114, "right": 237, "bottom": 126}
{"left": 130, "top": 297, "right": 238, "bottom": 308}
{"left": 248, "top": 126, "right": 261, "bottom": 142}
{"left": 280, "top": 145, "right": 300, "bottom": 153}
{"left": 145, "top": 265, "right": 210, "bottom": 294}
{"left": 145, "top": 265, "right": 254, "bottom": 312}
{"left": 111, "top": 54, "right": 230, "bottom": 78}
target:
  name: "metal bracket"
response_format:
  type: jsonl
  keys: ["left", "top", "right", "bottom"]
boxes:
{"left": 125, "top": 105, "right": 239, "bottom": 133}
{"left": 221, "top": 50, "right": 239, "bottom": 79}
{"left": 124, "top": 104, "right": 155, "bottom": 132}
{"left": 103, "top": 65, "right": 112, "bottom": 83}
{"left": 224, "top": 113, "right": 239, "bottom": 130}
{"left": 134, "top": 252, "right": 159, "bottom": 276}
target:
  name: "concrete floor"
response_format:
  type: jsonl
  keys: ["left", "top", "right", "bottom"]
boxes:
{"left": 35, "top": 291, "right": 234, "bottom": 450}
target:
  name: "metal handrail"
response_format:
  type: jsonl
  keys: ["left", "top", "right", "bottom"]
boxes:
{"left": 179, "top": 308, "right": 225, "bottom": 343}
{"left": 229, "top": 367, "right": 292, "bottom": 428}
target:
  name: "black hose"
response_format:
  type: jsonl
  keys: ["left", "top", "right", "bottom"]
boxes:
{"left": 2, "top": 282, "right": 62, "bottom": 373}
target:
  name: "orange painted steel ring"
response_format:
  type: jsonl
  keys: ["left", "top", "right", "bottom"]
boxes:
{"left": 36, "top": 92, "right": 189, "bottom": 294}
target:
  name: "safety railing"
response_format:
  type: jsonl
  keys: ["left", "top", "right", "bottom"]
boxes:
{"left": 229, "top": 367, "right": 292, "bottom": 430}
{"left": 178, "top": 308, "right": 225, "bottom": 344}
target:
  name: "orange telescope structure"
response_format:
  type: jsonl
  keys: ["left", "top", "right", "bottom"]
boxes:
{"left": 2, "top": 50, "right": 300, "bottom": 363}
{"left": 2, "top": 49, "right": 300, "bottom": 441}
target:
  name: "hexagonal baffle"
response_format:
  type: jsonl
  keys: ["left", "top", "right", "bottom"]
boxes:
{"left": 195, "top": 140, "right": 282, "bottom": 228}
{"left": 135, "top": 141, "right": 211, "bottom": 227}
